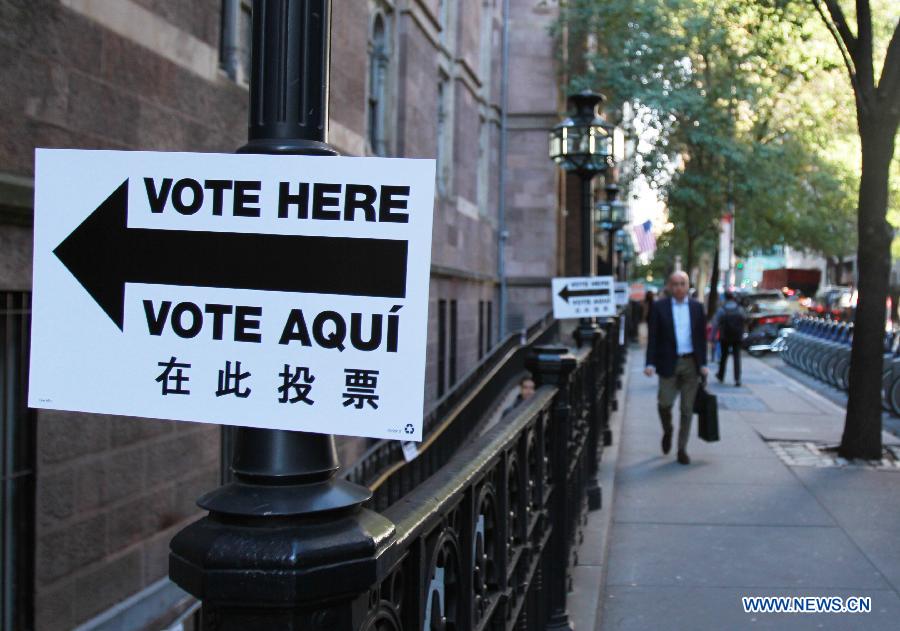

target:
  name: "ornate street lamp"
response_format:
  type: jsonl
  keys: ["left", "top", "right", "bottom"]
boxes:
{"left": 549, "top": 91, "right": 617, "bottom": 276}
{"left": 549, "top": 92, "right": 616, "bottom": 176}
{"left": 616, "top": 230, "right": 634, "bottom": 280}
{"left": 549, "top": 91, "right": 618, "bottom": 348}
{"left": 596, "top": 182, "right": 628, "bottom": 276}
{"left": 548, "top": 89, "right": 618, "bottom": 554}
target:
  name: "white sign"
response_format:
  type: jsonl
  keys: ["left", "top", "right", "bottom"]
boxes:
{"left": 401, "top": 441, "right": 419, "bottom": 462}
{"left": 29, "top": 149, "right": 435, "bottom": 441}
{"left": 551, "top": 275, "right": 615, "bottom": 319}
{"left": 719, "top": 214, "right": 733, "bottom": 271}
{"left": 614, "top": 282, "right": 629, "bottom": 306}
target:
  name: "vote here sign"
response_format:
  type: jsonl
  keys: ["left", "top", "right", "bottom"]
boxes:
{"left": 551, "top": 275, "right": 616, "bottom": 319}
{"left": 29, "top": 149, "right": 435, "bottom": 441}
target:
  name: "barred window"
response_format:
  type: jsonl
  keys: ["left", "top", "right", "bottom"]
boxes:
{"left": 1, "top": 291, "right": 34, "bottom": 631}
{"left": 367, "top": 12, "right": 390, "bottom": 156}
{"left": 436, "top": 77, "right": 452, "bottom": 195}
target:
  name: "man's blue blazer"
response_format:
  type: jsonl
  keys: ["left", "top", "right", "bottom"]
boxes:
{"left": 645, "top": 296, "right": 708, "bottom": 377}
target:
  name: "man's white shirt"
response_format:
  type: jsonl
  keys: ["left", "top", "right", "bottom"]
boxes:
{"left": 672, "top": 298, "right": 693, "bottom": 355}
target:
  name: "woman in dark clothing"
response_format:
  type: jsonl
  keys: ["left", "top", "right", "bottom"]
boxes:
{"left": 643, "top": 290, "right": 656, "bottom": 322}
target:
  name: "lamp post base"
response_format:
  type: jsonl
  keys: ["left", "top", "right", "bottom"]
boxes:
{"left": 573, "top": 317, "right": 602, "bottom": 348}
{"left": 170, "top": 505, "right": 395, "bottom": 631}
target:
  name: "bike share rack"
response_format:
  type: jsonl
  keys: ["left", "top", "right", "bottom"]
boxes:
{"left": 780, "top": 315, "right": 900, "bottom": 414}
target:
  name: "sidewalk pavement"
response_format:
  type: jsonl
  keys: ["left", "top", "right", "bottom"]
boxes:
{"left": 570, "top": 346, "right": 900, "bottom": 630}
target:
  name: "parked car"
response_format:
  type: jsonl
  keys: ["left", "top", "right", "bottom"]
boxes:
{"left": 733, "top": 290, "right": 792, "bottom": 347}
{"left": 740, "top": 289, "right": 791, "bottom": 315}
{"left": 808, "top": 286, "right": 856, "bottom": 320}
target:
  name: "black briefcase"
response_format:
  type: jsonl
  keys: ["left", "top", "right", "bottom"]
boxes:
{"left": 694, "top": 381, "right": 720, "bottom": 442}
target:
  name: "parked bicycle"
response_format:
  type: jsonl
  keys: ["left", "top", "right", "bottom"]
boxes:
{"left": 781, "top": 316, "right": 854, "bottom": 389}
{"left": 780, "top": 315, "right": 900, "bottom": 415}
{"left": 743, "top": 312, "right": 792, "bottom": 357}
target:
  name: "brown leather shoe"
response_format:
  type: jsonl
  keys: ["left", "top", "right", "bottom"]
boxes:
{"left": 662, "top": 428, "right": 673, "bottom": 454}
{"left": 677, "top": 450, "right": 691, "bottom": 465}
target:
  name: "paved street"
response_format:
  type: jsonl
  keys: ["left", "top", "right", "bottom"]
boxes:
{"left": 572, "top": 347, "right": 900, "bottom": 630}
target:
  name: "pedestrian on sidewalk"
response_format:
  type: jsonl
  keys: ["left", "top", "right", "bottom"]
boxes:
{"left": 502, "top": 376, "right": 535, "bottom": 417}
{"left": 712, "top": 290, "right": 747, "bottom": 386}
{"left": 638, "top": 290, "right": 656, "bottom": 344}
{"left": 644, "top": 271, "right": 709, "bottom": 464}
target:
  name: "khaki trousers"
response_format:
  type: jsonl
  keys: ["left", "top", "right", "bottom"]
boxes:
{"left": 658, "top": 356, "right": 700, "bottom": 451}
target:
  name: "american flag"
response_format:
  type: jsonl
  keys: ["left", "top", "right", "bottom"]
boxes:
{"left": 633, "top": 220, "right": 656, "bottom": 254}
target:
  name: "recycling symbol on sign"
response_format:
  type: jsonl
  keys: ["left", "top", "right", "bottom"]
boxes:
{"left": 404, "top": 423, "right": 414, "bottom": 435}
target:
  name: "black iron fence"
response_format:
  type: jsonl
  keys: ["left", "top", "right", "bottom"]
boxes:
{"left": 170, "top": 313, "right": 622, "bottom": 631}
{"left": 344, "top": 312, "right": 557, "bottom": 511}
{"left": 163, "top": 7, "right": 629, "bottom": 627}
{"left": 350, "top": 326, "right": 615, "bottom": 630}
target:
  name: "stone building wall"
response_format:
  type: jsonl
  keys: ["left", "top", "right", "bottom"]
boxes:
{"left": 0, "top": 1, "right": 565, "bottom": 629}
{"left": 504, "top": 0, "right": 563, "bottom": 330}
{"left": 0, "top": 2, "right": 241, "bottom": 628}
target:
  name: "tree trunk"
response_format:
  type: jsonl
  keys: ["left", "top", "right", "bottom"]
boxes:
{"left": 686, "top": 234, "right": 695, "bottom": 287}
{"left": 840, "top": 110, "right": 897, "bottom": 460}
{"left": 708, "top": 244, "right": 720, "bottom": 319}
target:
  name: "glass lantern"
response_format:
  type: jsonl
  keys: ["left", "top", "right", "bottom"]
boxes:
{"left": 549, "top": 91, "right": 616, "bottom": 175}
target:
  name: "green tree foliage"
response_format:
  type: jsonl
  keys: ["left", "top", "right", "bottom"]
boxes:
{"left": 559, "top": 0, "right": 899, "bottom": 459}
{"left": 558, "top": 0, "right": 860, "bottom": 269}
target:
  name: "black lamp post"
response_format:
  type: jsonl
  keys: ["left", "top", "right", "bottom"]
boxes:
{"left": 169, "top": 3, "right": 395, "bottom": 628}
{"left": 618, "top": 230, "right": 634, "bottom": 280}
{"left": 596, "top": 182, "right": 628, "bottom": 277}
{"left": 549, "top": 91, "right": 616, "bottom": 345}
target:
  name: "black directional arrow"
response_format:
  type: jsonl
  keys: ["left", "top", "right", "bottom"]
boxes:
{"left": 557, "top": 284, "right": 610, "bottom": 303}
{"left": 53, "top": 180, "right": 408, "bottom": 330}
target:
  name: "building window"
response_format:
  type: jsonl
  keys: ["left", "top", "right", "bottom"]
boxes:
{"left": 486, "top": 300, "right": 493, "bottom": 350}
{"left": 478, "top": 299, "right": 493, "bottom": 359}
{"left": 438, "top": 0, "right": 454, "bottom": 49}
{"left": 436, "top": 298, "right": 458, "bottom": 397}
{"left": 436, "top": 77, "right": 452, "bottom": 195}
{"left": 449, "top": 299, "right": 458, "bottom": 387}
{"left": 220, "top": 0, "right": 252, "bottom": 84}
{"left": 437, "top": 299, "right": 447, "bottom": 398}
{"left": 477, "top": 116, "right": 490, "bottom": 215}
{"left": 368, "top": 11, "right": 390, "bottom": 156}
{"left": 479, "top": 0, "right": 495, "bottom": 86}
{"left": 1, "top": 291, "right": 35, "bottom": 631}
{"left": 477, "top": 1, "right": 496, "bottom": 217}
{"left": 478, "top": 300, "right": 485, "bottom": 360}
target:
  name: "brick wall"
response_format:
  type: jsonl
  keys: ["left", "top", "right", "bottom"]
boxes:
{"left": 503, "top": 0, "right": 562, "bottom": 327}
{"left": 397, "top": 15, "right": 439, "bottom": 159}
{"left": 330, "top": 0, "right": 368, "bottom": 154}
{"left": 0, "top": 0, "right": 564, "bottom": 627}
{"left": 0, "top": 225, "right": 31, "bottom": 290}
{"left": 34, "top": 414, "right": 218, "bottom": 630}
{"left": 0, "top": 1, "right": 247, "bottom": 175}
{"left": 0, "top": 2, "right": 239, "bottom": 629}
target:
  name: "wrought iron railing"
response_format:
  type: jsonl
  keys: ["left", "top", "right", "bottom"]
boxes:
{"left": 168, "top": 9, "right": 627, "bottom": 628}
{"left": 170, "top": 315, "right": 621, "bottom": 631}
{"left": 344, "top": 312, "right": 557, "bottom": 510}
{"left": 357, "top": 331, "right": 613, "bottom": 630}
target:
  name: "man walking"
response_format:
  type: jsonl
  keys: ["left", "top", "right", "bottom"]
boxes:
{"left": 713, "top": 290, "right": 747, "bottom": 386}
{"left": 644, "top": 271, "right": 709, "bottom": 464}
